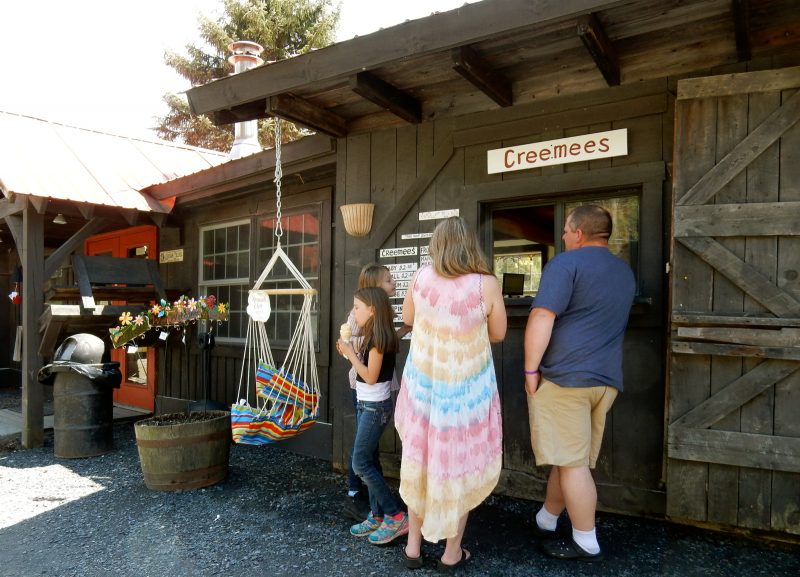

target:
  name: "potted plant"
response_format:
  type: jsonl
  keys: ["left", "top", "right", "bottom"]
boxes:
{"left": 109, "top": 295, "right": 232, "bottom": 491}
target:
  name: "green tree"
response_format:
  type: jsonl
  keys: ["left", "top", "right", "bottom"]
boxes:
{"left": 156, "top": 0, "right": 340, "bottom": 151}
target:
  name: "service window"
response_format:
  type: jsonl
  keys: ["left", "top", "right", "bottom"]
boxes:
{"left": 489, "top": 190, "right": 641, "bottom": 296}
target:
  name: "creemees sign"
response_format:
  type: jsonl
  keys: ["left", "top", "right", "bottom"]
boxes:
{"left": 487, "top": 129, "right": 628, "bottom": 174}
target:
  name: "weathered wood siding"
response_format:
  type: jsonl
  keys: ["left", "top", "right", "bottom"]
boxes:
{"left": 333, "top": 79, "right": 670, "bottom": 516}
{"left": 154, "top": 184, "right": 334, "bottom": 428}
{"left": 668, "top": 65, "right": 800, "bottom": 535}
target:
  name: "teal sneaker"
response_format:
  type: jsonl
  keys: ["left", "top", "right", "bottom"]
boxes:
{"left": 368, "top": 512, "right": 409, "bottom": 545}
{"left": 350, "top": 512, "right": 382, "bottom": 537}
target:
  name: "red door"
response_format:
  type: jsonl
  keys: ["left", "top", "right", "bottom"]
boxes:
{"left": 86, "top": 226, "right": 158, "bottom": 412}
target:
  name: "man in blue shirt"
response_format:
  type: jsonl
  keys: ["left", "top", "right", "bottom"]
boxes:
{"left": 524, "top": 204, "right": 635, "bottom": 562}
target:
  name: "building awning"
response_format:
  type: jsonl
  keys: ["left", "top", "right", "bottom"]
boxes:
{"left": 185, "top": 0, "right": 800, "bottom": 138}
{"left": 0, "top": 111, "right": 228, "bottom": 213}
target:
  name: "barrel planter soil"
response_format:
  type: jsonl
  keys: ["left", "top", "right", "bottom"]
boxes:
{"left": 134, "top": 410, "right": 231, "bottom": 491}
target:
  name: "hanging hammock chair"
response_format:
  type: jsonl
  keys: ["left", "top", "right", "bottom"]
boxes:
{"left": 231, "top": 121, "right": 320, "bottom": 444}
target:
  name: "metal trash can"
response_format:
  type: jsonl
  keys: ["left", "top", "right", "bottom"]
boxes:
{"left": 38, "top": 334, "right": 121, "bottom": 458}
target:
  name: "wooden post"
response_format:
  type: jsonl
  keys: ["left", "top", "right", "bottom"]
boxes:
{"left": 21, "top": 206, "right": 44, "bottom": 448}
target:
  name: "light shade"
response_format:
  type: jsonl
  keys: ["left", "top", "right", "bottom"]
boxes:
{"left": 53, "top": 213, "right": 67, "bottom": 225}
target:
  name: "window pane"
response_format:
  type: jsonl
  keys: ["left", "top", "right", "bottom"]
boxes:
{"left": 257, "top": 207, "right": 321, "bottom": 347}
{"left": 199, "top": 221, "right": 251, "bottom": 341}
{"left": 565, "top": 195, "right": 640, "bottom": 280}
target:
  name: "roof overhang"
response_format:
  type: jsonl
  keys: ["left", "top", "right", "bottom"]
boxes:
{"left": 186, "top": 0, "right": 800, "bottom": 137}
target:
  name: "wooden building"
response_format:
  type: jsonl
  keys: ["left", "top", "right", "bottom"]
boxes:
{"left": 5, "top": 0, "right": 799, "bottom": 538}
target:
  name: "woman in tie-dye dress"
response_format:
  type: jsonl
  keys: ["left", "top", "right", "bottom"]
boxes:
{"left": 395, "top": 217, "right": 507, "bottom": 570}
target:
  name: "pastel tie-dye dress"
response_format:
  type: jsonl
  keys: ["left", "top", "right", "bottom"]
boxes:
{"left": 395, "top": 265, "right": 502, "bottom": 541}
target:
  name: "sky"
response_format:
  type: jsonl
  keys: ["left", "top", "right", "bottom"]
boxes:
{"left": 0, "top": 0, "right": 477, "bottom": 139}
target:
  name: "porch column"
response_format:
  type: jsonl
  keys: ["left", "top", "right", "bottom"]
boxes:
{"left": 21, "top": 206, "right": 44, "bottom": 447}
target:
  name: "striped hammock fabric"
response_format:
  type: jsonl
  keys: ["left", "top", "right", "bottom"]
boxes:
{"left": 231, "top": 402, "right": 317, "bottom": 445}
{"left": 255, "top": 363, "right": 318, "bottom": 413}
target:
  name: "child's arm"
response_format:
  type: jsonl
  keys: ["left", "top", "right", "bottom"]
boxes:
{"left": 339, "top": 342, "right": 384, "bottom": 385}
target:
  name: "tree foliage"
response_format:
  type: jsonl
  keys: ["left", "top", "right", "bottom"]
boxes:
{"left": 156, "top": 0, "right": 340, "bottom": 151}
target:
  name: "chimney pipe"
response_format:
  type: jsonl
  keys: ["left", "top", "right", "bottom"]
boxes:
{"left": 228, "top": 41, "right": 264, "bottom": 159}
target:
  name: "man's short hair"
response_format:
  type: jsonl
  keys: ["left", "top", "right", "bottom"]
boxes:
{"left": 567, "top": 205, "right": 612, "bottom": 241}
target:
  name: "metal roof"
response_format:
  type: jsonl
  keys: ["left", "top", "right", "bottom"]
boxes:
{"left": 0, "top": 111, "right": 228, "bottom": 213}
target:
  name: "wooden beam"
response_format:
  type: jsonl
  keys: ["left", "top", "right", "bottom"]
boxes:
{"left": 186, "top": 0, "right": 621, "bottom": 117}
{"left": 349, "top": 72, "right": 422, "bottom": 123}
{"left": 267, "top": 93, "right": 347, "bottom": 138}
{"left": 678, "top": 89, "right": 800, "bottom": 205}
{"left": 28, "top": 196, "right": 48, "bottom": 214}
{"left": 120, "top": 208, "right": 138, "bottom": 226}
{"left": 670, "top": 359, "right": 799, "bottom": 430}
{"left": 76, "top": 204, "right": 95, "bottom": 220}
{"left": 677, "top": 66, "right": 800, "bottom": 100}
{"left": 671, "top": 340, "right": 800, "bottom": 361}
{"left": 149, "top": 212, "right": 168, "bottom": 227}
{"left": 43, "top": 217, "right": 110, "bottom": 279}
{"left": 678, "top": 236, "right": 800, "bottom": 317}
{"left": 0, "top": 194, "right": 27, "bottom": 219}
{"left": 732, "top": 0, "right": 752, "bottom": 62}
{"left": 5, "top": 214, "right": 22, "bottom": 248}
{"left": 668, "top": 428, "right": 800, "bottom": 474}
{"left": 677, "top": 326, "right": 800, "bottom": 348}
{"left": 671, "top": 313, "right": 800, "bottom": 328}
{"left": 451, "top": 45, "right": 513, "bottom": 107}
{"left": 577, "top": 12, "right": 620, "bottom": 86}
{"left": 364, "top": 138, "right": 455, "bottom": 254}
{"left": 674, "top": 202, "right": 800, "bottom": 237}
{"left": 21, "top": 206, "right": 45, "bottom": 448}
{"left": 213, "top": 99, "right": 270, "bottom": 125}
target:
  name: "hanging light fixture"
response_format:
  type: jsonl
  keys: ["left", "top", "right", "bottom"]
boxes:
{"left": 53, "top": 213, "right": 67, "bottom": 225}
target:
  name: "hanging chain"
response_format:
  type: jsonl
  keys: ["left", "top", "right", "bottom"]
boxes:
{"left": 274, "top": 118, "right": 283, "bottom": 242}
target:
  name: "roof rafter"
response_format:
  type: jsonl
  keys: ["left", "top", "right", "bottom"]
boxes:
{"left": 349, "top": 72, "right": 421, "bottom": 124}
{"left": 451, "top": 45, "right": 513, "bottom": 108}
{"left": 266, "top": 93, "right": 347, "bottom": 138}
{"left": 577, "top": 12, "right": 620, "bottom": 87}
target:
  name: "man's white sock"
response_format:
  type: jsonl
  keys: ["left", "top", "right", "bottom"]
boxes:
{"left": 572, "top": 527, "right": 600, "bottom": 554}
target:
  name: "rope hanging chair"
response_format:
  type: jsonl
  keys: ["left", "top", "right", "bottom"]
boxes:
{"left": 231, "top": 120, "right": 320, "bottom": 444}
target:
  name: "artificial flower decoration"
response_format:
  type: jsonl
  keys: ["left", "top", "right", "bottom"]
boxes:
{"left": 109, "top": 294, "right": 229, "bottom": 349}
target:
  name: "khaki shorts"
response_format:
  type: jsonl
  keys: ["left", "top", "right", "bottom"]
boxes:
{"left": 527, "top": 378, "right": 618, "bottom": 468}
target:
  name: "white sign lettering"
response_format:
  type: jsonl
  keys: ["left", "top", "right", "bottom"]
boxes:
{"left": 395, "top": 280, "right": 410, "bottom": 290}
{"left": 487, "top": 129, "right": 628, "bottom": 174}
{"left": 401, "top": 232, "right": 434, "bottom": 240}
{"left": 380, "top": 247, "right": 418, "bottom": 258}
{"left": 420, "top": 255, "right": 432, "bottom": 266}
{"left": 391, "top": 289, "right": 407, "bottom": 299}
{"left": 420, "top": 245, "right": 429, "bottom": 256}
{"left": 392, "top": 304, "right": 403, "bottom": 314}
{"left": 419, "top": 209, "right": 459, "bottom": 221}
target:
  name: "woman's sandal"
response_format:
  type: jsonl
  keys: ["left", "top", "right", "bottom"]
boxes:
{"left": 436, "top": 548, "right": 471, "bottom": 573}
{"left": 402, "top": 546, "right": 425, "bottom": 569}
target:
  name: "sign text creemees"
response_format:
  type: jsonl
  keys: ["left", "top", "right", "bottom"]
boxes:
{"left": 487, "top": 129, "right": 628, "bottom": 174}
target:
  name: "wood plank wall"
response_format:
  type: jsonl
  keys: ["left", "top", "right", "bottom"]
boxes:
{"left": 333, "top": 78, "right": 671, "bottom": 517}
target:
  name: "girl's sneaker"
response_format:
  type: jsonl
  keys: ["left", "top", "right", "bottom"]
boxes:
{"left": 350, "top": 512, "right": 382, "bottom": 537}
{"left": 368, "top": 512, "right": 409, "bottom": 545}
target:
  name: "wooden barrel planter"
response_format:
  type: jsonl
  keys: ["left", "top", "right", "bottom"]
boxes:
{"left": 134, "top": 410, "right": 231, "bottom": 491}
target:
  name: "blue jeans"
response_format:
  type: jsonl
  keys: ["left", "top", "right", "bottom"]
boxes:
{"left": 351, "top": 398, "right": 400, "bottom": 517}
{"left": 348, "top": 388, "right": 382, "bottom": 492}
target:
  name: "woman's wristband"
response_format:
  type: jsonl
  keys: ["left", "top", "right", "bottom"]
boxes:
{"left": 524, "top": 369, "right": 539, "bottom": 375}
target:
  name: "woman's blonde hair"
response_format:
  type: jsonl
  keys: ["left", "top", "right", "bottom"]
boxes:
{"left": 429, "top": 217, "right": 492, "bottom": 278}
{"left": 358, "top": 263, "right": 390, "bottom": 289}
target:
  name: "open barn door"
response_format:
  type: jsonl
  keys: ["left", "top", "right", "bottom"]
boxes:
{"left": 667, "top": 67, "right": 800, "bottom": 534}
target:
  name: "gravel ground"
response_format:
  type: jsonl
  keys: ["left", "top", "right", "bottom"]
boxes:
{"left": 1, "top": 422, "right": 799, "bottom": 577}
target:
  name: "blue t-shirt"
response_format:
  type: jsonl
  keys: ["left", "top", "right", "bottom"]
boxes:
{"left": 531, "top": 246, "right": 635, "bottom": 391}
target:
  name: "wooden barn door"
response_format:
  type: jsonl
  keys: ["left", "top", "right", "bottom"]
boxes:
{"left": 667, "top": 66, "right": 800, "bottom": 535}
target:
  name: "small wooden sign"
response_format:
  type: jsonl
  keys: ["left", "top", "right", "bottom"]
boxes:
{"left": 159, "top": 249, "right": 184, "bottom": 264}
